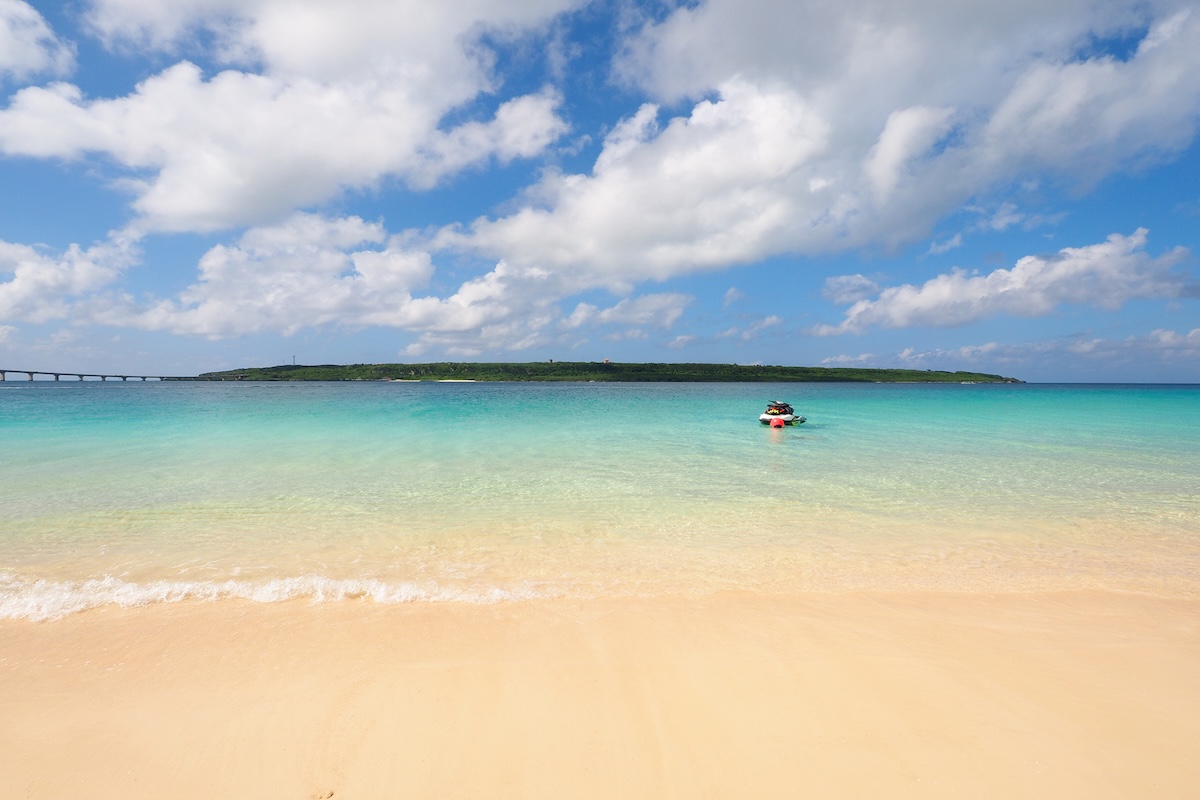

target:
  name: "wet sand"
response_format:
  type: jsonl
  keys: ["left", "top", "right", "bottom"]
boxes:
{"left": 2, "top": 591, "right": 1198, "bottom": 799}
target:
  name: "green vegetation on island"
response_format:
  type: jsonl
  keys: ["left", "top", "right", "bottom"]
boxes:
{"left": 200, "top": 362, "right": 1022, "bottom": 383}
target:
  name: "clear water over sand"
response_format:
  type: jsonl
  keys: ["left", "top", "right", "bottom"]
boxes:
{"left": 2, "top": 381, "right": 1198, "bottom": 617}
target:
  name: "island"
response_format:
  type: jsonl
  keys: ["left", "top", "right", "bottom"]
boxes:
{"left": 200, "top": 362, "right": 1022, "bottom": 383}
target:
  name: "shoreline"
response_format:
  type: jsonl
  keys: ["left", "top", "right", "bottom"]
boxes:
{"left": 3, "top": 589, "right": 1197, "bottom": 798}
{"left": 195, "top": 361, "right": 1023, "bottom": 383}
{"left": 6, "top": 559, "right": 1199, "bottom": 623}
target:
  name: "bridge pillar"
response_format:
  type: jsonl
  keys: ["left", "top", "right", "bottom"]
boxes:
{"left": 100, "top": 376, "right": 107, "bottom": 381}
{"left": 0, "top": 371, "right": 5, "bottom": 381}
{"left": 27, "top": 372, "right": 34, "bottom": 380}
{"left": 53, "top": 374, "right": 60, "bottom": 381}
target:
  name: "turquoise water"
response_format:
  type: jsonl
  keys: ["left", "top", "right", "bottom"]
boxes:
{"left": 2, "top": 381, "right": 1198, "bottom": 617}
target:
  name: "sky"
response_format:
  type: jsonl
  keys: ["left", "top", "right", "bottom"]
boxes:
{"left": 1, "top": 0, "right": 1198, "bottom": 382}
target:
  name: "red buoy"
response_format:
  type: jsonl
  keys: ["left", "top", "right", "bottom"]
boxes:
{"left": 770, "top": 417, "right": 785, "bottom": 428}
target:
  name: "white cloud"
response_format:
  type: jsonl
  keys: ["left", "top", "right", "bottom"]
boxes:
{"left": 894, "top": 327, "right": 1200, "bottom": 376}
{"left": 822, "top": 274, "right": 879, "bottom": 304}
{"left": 1066, "top": 327, "right": 1200, "bottom": 361}
{"left": 0, "top": 1, "right": 576, "bottom": 232}
{"left": 107, "top": 213, "right": 435, "bottom": 337}
{"left": 981, "top": 203, "right": 1023, "bottom": 232}
{"left": 84, "top": 0, "right": 574, "bottom": 82}
{"left": 815, "top": 229, "right": 1192, "bottom": 334}
{"left": 618, "top": 0, "right": 1176, "bottom": 108}
{"left": 0, "top": 64, "right": 567, "bottom": 232}
{"left": 562, "top": 293, "right": 691, "bottom": 331}
{"left": 957, "top": 202, "right": 1066, "bottom": 238}
{"left": 433, "top": 4, "right": 1200, "bottom": 287}
{"left": 3, "top": 1, "right": 1200, "bottom": 360}
{"left": 722, "top": 287, "right": 743, "bottom": 307}
{"left": 594, "top": 293, "right": 691, "bottom": 328}
{"left": 741, "top": 315, "right": 782, "bottom": 342}
{"left": 418, "top": 91, "right": 569, "bottom": 185}
{"left": 927, "top": 234, "right": 962, "bottom": 255}
{"left": 709, "top": 314, "right": 785, "bottom": 344}
{"left": 440, "top": 80, "right": 832, "bottom": 284}
{"left": 5, "top": 1, "right": 1198, "bottom": 283}
{"left": 863, "top": 106, "right": 956, "bottom": 201}
{"left": 897, "top": 342, "right": 1015, "bottom": 366}
{"left": 0, "top": 234, "right": 136, "bottom": 323}
{"left": 560, "top": 302, "right": 596, "bottom": 330}
{"left": 420, "top": 280, "right": 684, "bottom": 347}
{"left": 88, "top": 212, "right": 693, "bottom": 354}
{"left": 602, "top": 328, "right": 649, "bottom": 342}
{"left": 821, "top": 353, "right": 876, "bottom": 365}
{"left": 0, "top": 0, "right": 73, "bottom": 80}
{"left": 0, "top": 323, "right": 16, "bottom": 344}
{"left": 402, "top": 314, "right": 555, "bottom": 358}
{"left": 980, "top": 8, "right": 1200, "bottom": 185}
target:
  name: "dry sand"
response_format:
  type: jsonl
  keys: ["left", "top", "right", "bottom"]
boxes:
{"left": 2, "top": 591, "right": 1198, "bottom": 799}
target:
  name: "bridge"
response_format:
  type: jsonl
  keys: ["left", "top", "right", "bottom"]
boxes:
{"left": 0, "top": 368, "right": 236, "bottom": 382}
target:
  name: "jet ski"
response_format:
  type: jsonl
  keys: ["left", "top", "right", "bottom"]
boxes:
{"left": 759, "top": 400, "right": 806, "bottom": 427}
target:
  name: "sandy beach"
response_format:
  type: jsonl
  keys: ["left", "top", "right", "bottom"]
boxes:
{"left": 2, "top": 591, "right": 1197, "bottom": 799}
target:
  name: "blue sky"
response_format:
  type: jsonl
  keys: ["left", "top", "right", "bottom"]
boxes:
{"left": 1, "top": 0, "right": 1198, "bottom": 381}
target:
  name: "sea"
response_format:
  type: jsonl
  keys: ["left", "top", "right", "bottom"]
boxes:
{"left": 2, "top": 380, "right": 1198, "bottom": 619}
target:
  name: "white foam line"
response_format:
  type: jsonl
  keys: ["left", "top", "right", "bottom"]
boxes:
{"left": 0, "top": 573, "right": 547, "bottom": 621}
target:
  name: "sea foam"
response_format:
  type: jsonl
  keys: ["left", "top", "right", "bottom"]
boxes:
{"left": 0, "top": 572, "right": 547, "bottom": 622}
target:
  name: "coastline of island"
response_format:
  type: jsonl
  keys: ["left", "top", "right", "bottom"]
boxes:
{"left": 200, "top": 361, "right": 1023, "bottom": 383}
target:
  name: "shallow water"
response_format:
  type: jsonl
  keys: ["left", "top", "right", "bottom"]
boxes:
{"left": 2, "top": 380, "right": 1198, "bottom": 617}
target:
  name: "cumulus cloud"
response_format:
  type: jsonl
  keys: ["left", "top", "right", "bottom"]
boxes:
{"left": 3, "top": 1, "right": 1200, "bottom": 360}
{"left": 432, "top": 3, "right": 1200, "bottom": 286}
{"left": 0, "top": 0, "right": 575, "bottom": 232}
{"left": 84, "top": 0, "right": 574, "bottom": 81}
{"left": 814, "top": 229, "right": 1192, "bottom": 334}
{"left": 8, "top": 4, "right": 1200, "bottom": 258}
{"left": 105, "top": 213, "right": 434, "bottom": 337}
{"left": 619, "top": 0, "right": 1187, "bottom": 110}
{"left": 397, "top": 286, "right": 687, "bottom": 355}
{"left": 601, "top": 293, "right": 690, "bottom": 325}
{"left": 5, "top": 2, "right": 1199, "bottom": 243}
{"left": 563, "top": 293, "right": 692, "bottom": 329}
{"left": 863, "top": 106, "right": 956, "bottom": 201}
{"left": 895, "top": 327, "right": 1200, "bottom": 375}
{"left": 402, "top": 317, "right": 549, "bottom": 358}
{"left": 980, "top": 8, "right": 1200, "bottom": 184}
{"left": 0, "top": 234, "right": 136, "bottom": 323}
{"left": 0, "top": 65, "right": 568, "bottom": 233}
{"left": 0, "top": 0, "right": 73, "bottom": 80}
{"left": 1065, "top": 327, "right": 1200, "bottom": 361}
{"left": 86, "top": 212, "right": 694, "bottom": 353}
{"left": 440, "top": 80, "right": 832, "bottom": 284}
{"left": 822, "top": 274, "right": 879, "bottom": 304}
